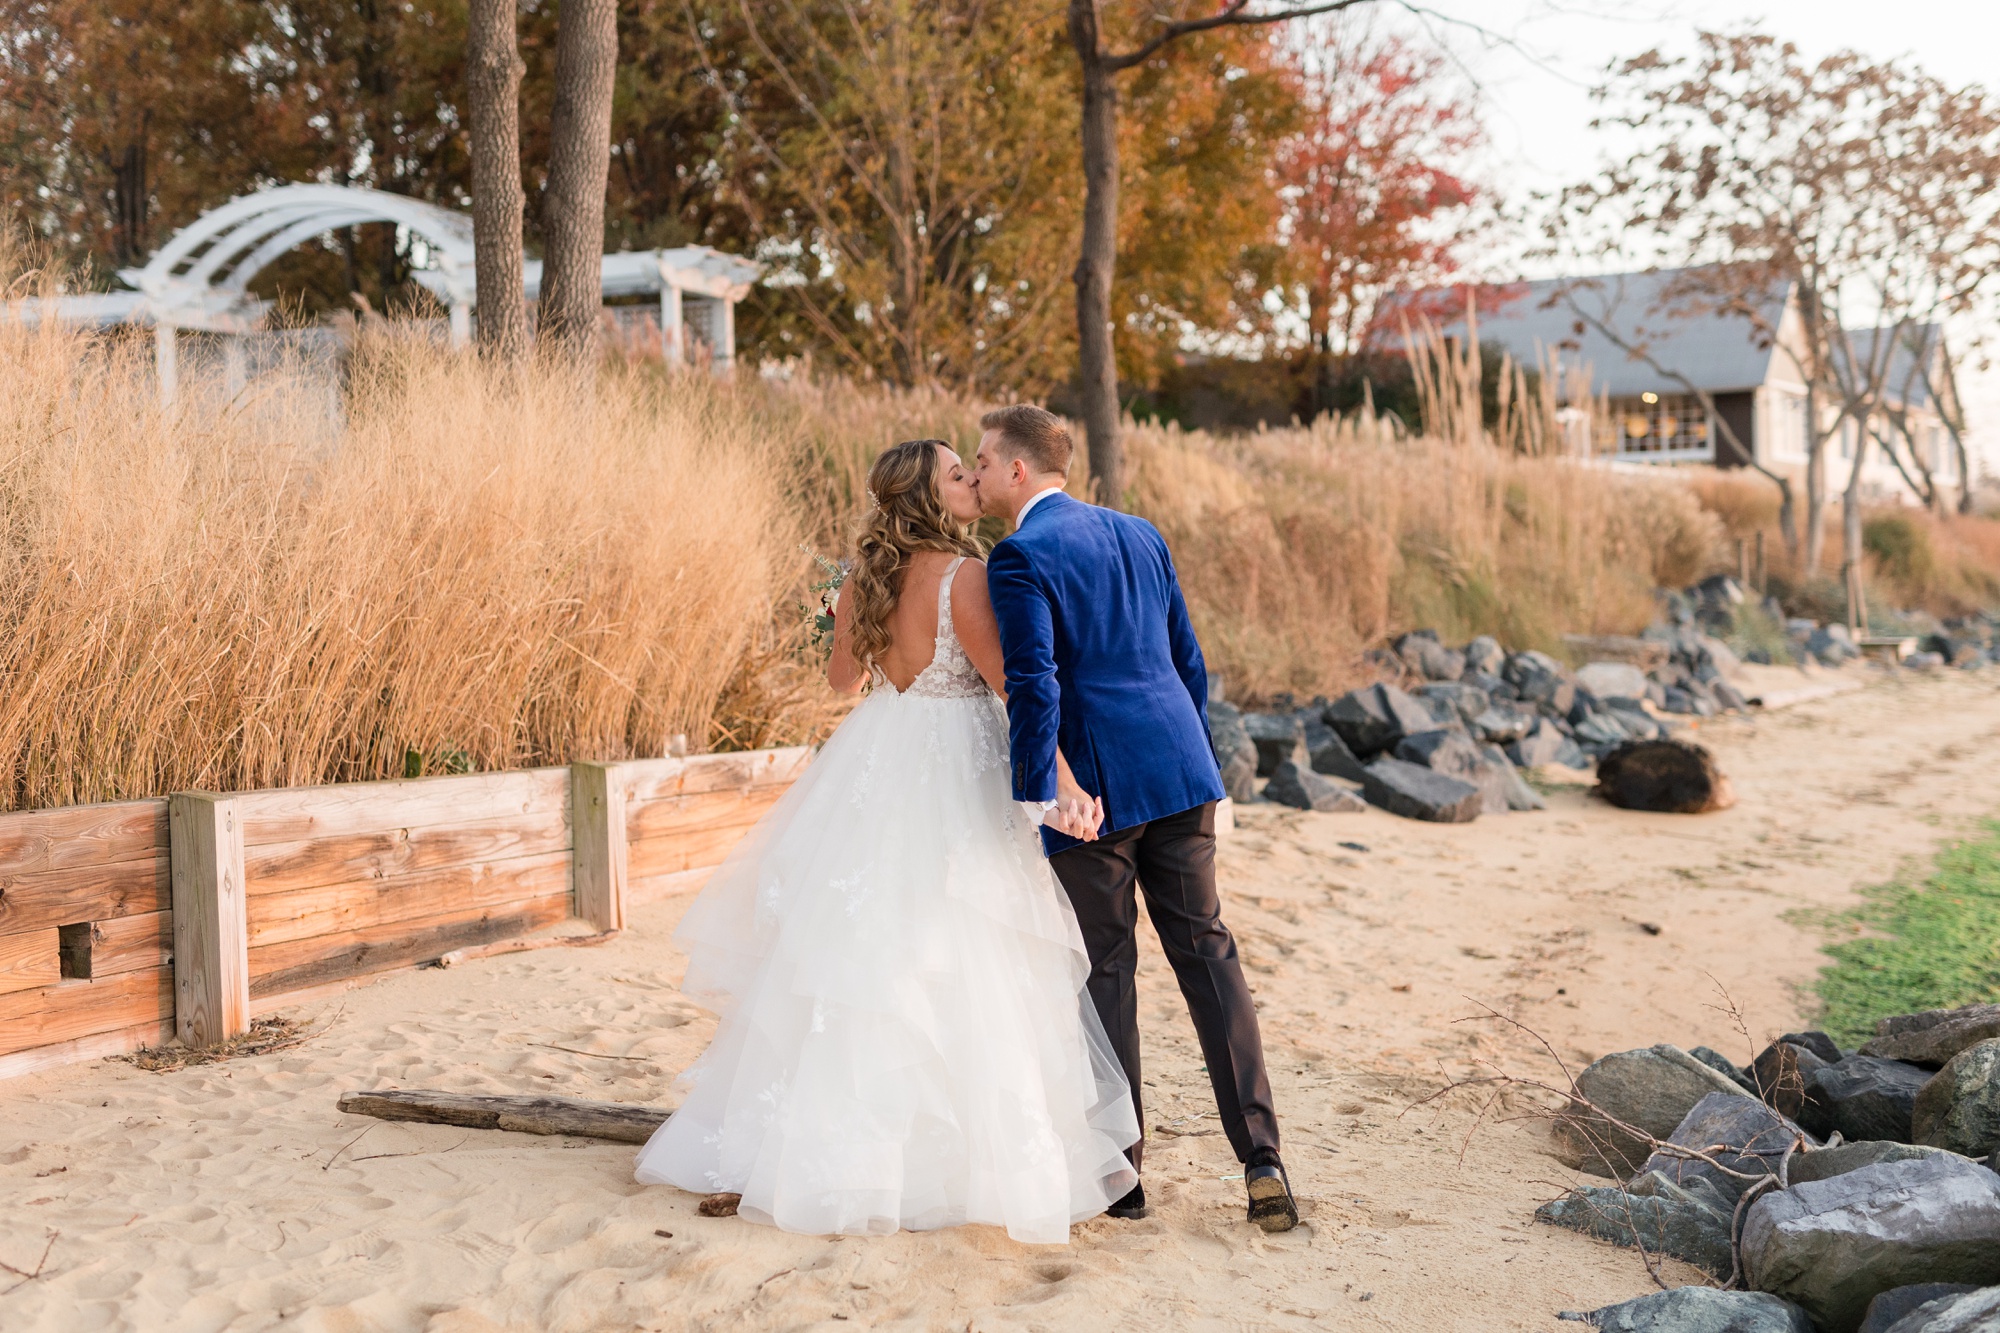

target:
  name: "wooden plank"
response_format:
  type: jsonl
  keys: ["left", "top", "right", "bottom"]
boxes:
{"left": 0, "top": 1019, "right": 175, "bottom": 1083}
{"left": 0, "top": 856, "right": 171, "bottom": 936}
{"left": 617, "top": 748, "right": 811, "bottom": 805}
{"left": 0, "top": 970, "right": 175, "bottom": 1057}
{"left": 91, "top": 910, "right": 174, "bottom": 979}
{"left": 0, "top": 928, "right": 60, "bottom": 996}
{"left": 337, "top": 1089, "right": 669, "bottom": 1143}
{"left": 628, "top": 866, "right": 714, "bottom": 905}
{"left": 242, "top": 806, "right": 571, "bottom": 899}
{"left": 571, "top": 763, "right": 626, "bottom": 932}
{"left": 625, "top": 823, "right": 761, "bottom": 882}
{"left": 624, "top": 786, "right": 783, "bottom": 843}
{"left": 247, "top": 852, "right": 571, "bottom": 950}
{"left": 248, "top": 891, "right": 571, "bottom": 1000}
{"left": 171, "top": 793, "right": 250, "bottom": 1049}
{"left": 0, "top": 799, "right": 168, "bottom": 878}
{"left": 235, "top": 767, "right": 569, "bottom": 848}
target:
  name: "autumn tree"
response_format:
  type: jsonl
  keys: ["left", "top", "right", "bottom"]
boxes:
{"left": 467, "top": 0, "right": 529, "bottom": 360}
{"left": 538, "top": 0, "right": 618, "bottom": 355}
{"left": 1273, "top": 17, "right": 1479, "bottom": 418}
{"left": 1558, "top": 32, "right": 2000, "bottom": 622}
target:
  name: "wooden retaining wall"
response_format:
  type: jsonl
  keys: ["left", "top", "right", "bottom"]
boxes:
{"left": 0, "top": 748, "right": 808, "bottom": 1080}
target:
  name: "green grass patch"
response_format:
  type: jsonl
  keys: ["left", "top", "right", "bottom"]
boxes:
{"left": 1812, "top": 820, "right": 2000, "bottom": 1045}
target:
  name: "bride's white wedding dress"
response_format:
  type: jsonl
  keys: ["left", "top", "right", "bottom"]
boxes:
{"left": 633, "top": 558, "right": 1139, "bottom": 1243}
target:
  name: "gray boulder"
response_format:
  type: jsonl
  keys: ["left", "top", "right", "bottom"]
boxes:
{"left": 1753, "top": 1039, "right": 1837, "bottom": 1121}
{"left": 1396, "top": 631, "right": 1465, "bottom": 682}
{"left": 1395, "top": 729, "right": 1512, "bottom": 815}
{"left": 1415, "top": 680, "right": 1491, "bottom": 726}
{"left": 1505, "top": 649, "right": 1577, "bottom": 713}
{"left": 1473, "top": 703, "right": 1537, "bottom": 744}
{"left": 1564, "top": 1287, "right": 1814, "bottom": 1332}
{"left": 1863, "top": 1006, "right": 2000, "bottom": 1069}
{"left": 1787, "top": 1141, "right": 1960, "bottom": 1187}
{"left": 1242, "top": 711, "right": 1306, "bottom": 777}
{"left": 1463, "top": 634, "right": 1505, "bottom": 677}
{"left": 1803, "top": 1056, "right": 1933, "bottom": 1144}
{"left": 1741, "top": 1154, "right": 2000, "bottom": 1333}
{"left": 1359, "top": 757, "right": 1481, "bottom": 824}
{"left": 1326, "top": 683, "right": 1436, "bottom": 758}
{"left": 1912, "top": 1039, "right": 2000, "bottom": 1159}
{"left": 1691, "top": 1045, "right": 1760, "bottom": 1094}
{"left": 1858, "top": 1285, "right": 1983, "bottom": 1333}
{"left": 1207, "top": 702, "right": 1260, "bottom": 804}
{"left": 1641, "top": 1092, "right": 1814, "bottom": 1205}
{"left": 1536, "top": 1172, "right": 1734, "bottom": 1278}
{"left": 1597, "top": 739, "right": 1735, "bottom": 814}
{"left": 1483, "top": 743, "right": 1548, "bottom": 811}
{"left": 1263, "top": 760, "right": 1366, "bottom": 813}
{"left": 1307, "top": 726, "right": 1370, "bottom": 782}
{"left": 1465, "top": 667, "right": 1516, "bottom": 701}
{"left": 1880, "top": 1286, "right": 2000, "bottom": 1332}
{"left": 1553, "top": 1045, "right": 1755, "bottom": 1178}
{"left": 1509, "top": 717, "right": 1587, "bottom": 769}
{"left": 1578, "top": 661, "right": 1650, "bottom": 700}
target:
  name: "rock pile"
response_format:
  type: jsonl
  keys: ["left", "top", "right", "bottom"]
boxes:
{"left": 1210, "top": 624, "right": 1751, "bottom": 821}
{"left": 1540, "top": 1005, "right": 2000, "bottom": 1332}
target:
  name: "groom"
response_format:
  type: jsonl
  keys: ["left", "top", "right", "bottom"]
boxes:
{"left": 973, "top": 405, "right": 1295, "bottom": 1232}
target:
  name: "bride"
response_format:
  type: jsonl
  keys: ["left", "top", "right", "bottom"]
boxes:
{"left": 633, "top": 438, "right": 1140, "bottom": 1243}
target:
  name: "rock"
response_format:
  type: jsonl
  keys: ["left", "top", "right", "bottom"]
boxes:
{"left": 1596, "top": 739, "right": 1736, "bottom": 813}
{"left": 1307, "top": 727, "right": 1370, "bottom": 783}
{"left": 1880, "top": 1286, "right": 2000, "bottom": 1332}
{"left": 1263, "top": 760, "right": 1367, "bottom": 813}
{"left": 1326, "top": 683, "right": 1436, "bottom": 759}
{"left": 1463, "top": 634, "right": 1505, "bottom": 677}
{"left": 1415, "top": 681, "right": 1491, "bottom": 726}
{"left": 1741, "top": 1154, "right": 2000, "bottom": 1333}
{"left": 1690, "top": 1045, "right": 1759, "bottom": 1095}
{"left": 1912, "top": 1039, "right": 2000, "bottom": 1159}
{"left": 1472, "top": 703, "right": 1537, "bottom": 744}
{"left": 1242, "top": 712, "right": 1305, "bottom": 777}
{"left": 1552, "top": 1046, "right": 1755, "bottom": 1179}
{"left": 1776, "top": 1031, "right": 1844, "bottom": 1064}
{"left": 1508, "top": 717, "right": 1586, "bottom": 769}
{"left": 1641, "top": 1092, "right": 1814, "bottom": 1205}
{"left": 1862, "top": 1005, "right": 2000, "bottom": 1069}
{"left": 1465, "top": 667, "right": 1515, "bottom": 701}
{"left": 1857, "top": 1285, "right": 1983, "bottom": 1333}
{"left": 1787, "top": 1141, "right": 1960, "bottom": 1187}
{"left": 1396, "top": 631, "right": 1465, "bottom": 682}
{"left": 1804, "top": 1056, "right": 1933, "bottom": 1144}
{"left": 1483, "top": 743, "right": 1548, "bottom": 811}
{"left": 1359, "top": 757, "right": 1481, "bottom": 824}
{"left": 1752, "top": 1040, "right": 1837, "bottom": 1121}
{"left": 1564, "top": 1287, "right": 1814, "bottom": 1333}
{"left": 1207, "top": 703, "right": 1261, "bottom": 804}
{"left": 1808, "top": 624, "right": 1861, "bottom": 666}
{"left": 1414, "top": 691, "right": 1468, "bottom": 730}
{"left": 1505, "top": 649, "right": 1578, "bottom": 713}
{"left": 1577, "top": 661, "right": 1650, "bottom": 700}
{"left": 1713, "top": 679, "right": 1751, "bottom": 712}
{"left": 1536, "top": 1173, "right": 1734, "bottom": 1278}
{"left": 1395, "top": 730, "right": 1512, "bottom": 815}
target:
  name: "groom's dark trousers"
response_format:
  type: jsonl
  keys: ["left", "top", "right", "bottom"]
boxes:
{"left": 1050, "top": 802, "right": 1279, "bottom": 1170}
{"left": 986, "top": 488, "right": 1279, "bottom": 1171}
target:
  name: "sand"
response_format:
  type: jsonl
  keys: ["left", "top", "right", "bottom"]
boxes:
{"left": 6, "top": 664, "right": 2000, "bottom": 1332}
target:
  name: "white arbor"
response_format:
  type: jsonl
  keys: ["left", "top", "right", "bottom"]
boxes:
{"left": 6, "top": 183, "right": 760, "bottom": 401}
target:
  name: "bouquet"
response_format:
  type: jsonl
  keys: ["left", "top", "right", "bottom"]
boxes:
{"left": 802, "top": 548, "right": 849, "bottom": 656}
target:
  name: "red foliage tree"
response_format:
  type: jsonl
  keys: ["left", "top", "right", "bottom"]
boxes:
{"left": 1274, "top": 21, "right": 1481, "bottom": 409}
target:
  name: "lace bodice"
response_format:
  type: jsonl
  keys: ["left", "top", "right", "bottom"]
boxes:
{"left": 883, "top": 557, "right": 989, "bottom": 700}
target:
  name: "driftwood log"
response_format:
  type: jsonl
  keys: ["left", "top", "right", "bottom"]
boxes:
{"left": 337, "top": 1089, "right": 670, "bottom": 1143}
{"left": 1596, "top": 739, "right": 1736, "bottom": 814}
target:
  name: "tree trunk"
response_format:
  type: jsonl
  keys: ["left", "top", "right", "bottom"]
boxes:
{"left": 467, "top": 0, "right": 528, "bottom": 361}
{"left": 1841, "top": 411, "right": 1872, "bottom": 638}
{"left": 1804, "top": 388, "right": 1830, "bottom": 575}
{"left": 540, "top": 0, "right": 619, "bottom": 359}
{"left": 1068, "top": 1, "right": 1123, "bottom": 508}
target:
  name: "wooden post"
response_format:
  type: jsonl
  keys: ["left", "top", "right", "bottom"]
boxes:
{"left": 571, "top": 763, "right": 627, "bottom": 932}
{"left": 169, "top": 793, "right": 249, "bottom": 1049}
{"left": 1754, "top": 530, "right": 1767, "bottom": 593}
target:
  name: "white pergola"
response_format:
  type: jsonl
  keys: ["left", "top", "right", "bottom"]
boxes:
{"left": 6, "top": 184, "right": 761, "bottom": 401}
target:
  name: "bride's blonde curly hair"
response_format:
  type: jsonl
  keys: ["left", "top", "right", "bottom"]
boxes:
{"left": 846, "top": 439, "right": 983, "bottom": 671}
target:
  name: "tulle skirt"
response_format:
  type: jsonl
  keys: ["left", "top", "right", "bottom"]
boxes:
{"left": 633, "top": 686, "right": 1139, "bottom": 1244}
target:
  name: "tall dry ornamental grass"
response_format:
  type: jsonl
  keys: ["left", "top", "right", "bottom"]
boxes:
{"left": 0, "top": 318, "right": 799, "bottom": 812}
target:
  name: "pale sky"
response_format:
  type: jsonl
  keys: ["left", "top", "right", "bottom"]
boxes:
{"left": 1385, "top": 0, "right": 2000, "bottom": 475}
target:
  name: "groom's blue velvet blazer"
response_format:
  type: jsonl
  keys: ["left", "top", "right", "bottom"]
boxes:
{"left": 987, "top": 490, "right": 1225, "bottom": 853}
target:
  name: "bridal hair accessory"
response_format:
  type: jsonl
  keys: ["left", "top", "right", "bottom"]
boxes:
{"left": 865, "top": 488, "right": 880, "bottom": 510}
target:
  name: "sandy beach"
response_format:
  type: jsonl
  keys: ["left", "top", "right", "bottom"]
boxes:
{"left": 5, "top": 665, "right": 2000, "bottom": 1332}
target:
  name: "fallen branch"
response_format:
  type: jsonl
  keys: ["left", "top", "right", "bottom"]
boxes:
{"left": 337, "top": 1089, "right": 669, "bottom": 1143}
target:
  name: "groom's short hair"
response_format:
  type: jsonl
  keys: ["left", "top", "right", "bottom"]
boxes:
{"left": 980, "top": 404, "right": 1073, "bottom": 477}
